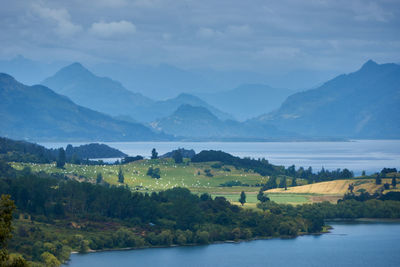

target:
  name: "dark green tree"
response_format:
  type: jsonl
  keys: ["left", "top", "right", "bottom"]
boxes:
{"left": 348, "top": 183, "right": 354, "bottom": 194}
{"left": 147, "top": 167, "right": 160, "bottom": 178}
{"left": 291, "top": 177, "right": 297, "bottom": 187}
{"left": 118, "top": 168, "right": 124, "bottom": 183}
{"left": 71, "top": 153, "right": 80, "bottom": 164}
{"left": 375, "top": 174, "right": 382, "bottom": 185}
{"left": 239, "top": 191, "right": 246, "bottom": 206}
{"left": 361, "top": 170, "right": 366, "bottom": 176}
{"left": 151, "top": 148, "right": 158, "bottom": 159}
{"left": 257, "top": 188, "right": 270, "bottom": 203}
{"left": 265, "top": 176, "right": 277, "bottom": 189}
{"left": 279, "top": 177, "right": 287, "bottom": 190}
{"left": 383, "top": 183, "right": 390, "bottom": 190}
{"left": 96, "top": 173, "right": 103, "bottom": 184}
{"left": 172, "top": 150, "right": 183, "bottom": 164}
{"left": 56, "top": 148, "right": 66, "bottom": 168}
{"left": 0, "top": 195, "right": 28, "bottom": 266}
{"left": 392, "top": 176, "right": 397, "bottom": 188}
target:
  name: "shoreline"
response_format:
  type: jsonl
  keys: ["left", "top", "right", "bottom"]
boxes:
{"left": 67, "top": 218, "right": 396, "bottom": 258}
{"left": 68, "top": 226, "right": 332, "bottom": 258}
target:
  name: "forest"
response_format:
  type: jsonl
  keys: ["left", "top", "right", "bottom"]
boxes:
{"left": 0, "top": 158, "right": 400, "bottom": 266}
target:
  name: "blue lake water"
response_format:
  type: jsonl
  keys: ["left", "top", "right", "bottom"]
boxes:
{"left": 65, "top": 222, "right": 400, "bottom": 267}
{"left": 40, "top": 140, "right": 400, "bottom": 175}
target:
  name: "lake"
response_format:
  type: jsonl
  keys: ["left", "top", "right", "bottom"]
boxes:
{"left": 65, "top": 222, "right": 400, "bottom": 267}
{"left": 40, "top": 140, "right": 400, "bottom": 175}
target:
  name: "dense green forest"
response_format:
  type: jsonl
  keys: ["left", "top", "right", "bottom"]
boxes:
{"left": 0, "top": 139, "right": 399, "bottom": 266}
{"left": 0, "top": 137, "right": 126, "bottom": 164}
{"left": 0, "top": 159, "right": 399, "bottom": 266}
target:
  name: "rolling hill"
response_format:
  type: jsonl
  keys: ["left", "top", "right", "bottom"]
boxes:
{"left": 0, "top": 73, "right": 169, "bottom": 141}
{"left": 253, "top": 60, "right": 400, "bottom": 139}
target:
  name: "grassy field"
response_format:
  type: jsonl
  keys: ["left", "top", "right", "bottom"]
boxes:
{"left": 266, "top": 179, "right": 392, "bottom": 195}
{"left": 11, "top": 160, "right": 396, "bottom": 206}
{"left": 212, "top": 192, "right": 311, "bottom": 205}
{"left": 265, "top": 178, "right": 396, "bottom": 203}
{"left": 11, "top": 159, "right": 268, "bottom": 192}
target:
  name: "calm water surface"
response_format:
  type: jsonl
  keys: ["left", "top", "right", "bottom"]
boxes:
{"left": 40, "top": 140, "right": 400, "bottom": 174}
{"left": 65, "top": 222, "right": 400, "bottom": 267}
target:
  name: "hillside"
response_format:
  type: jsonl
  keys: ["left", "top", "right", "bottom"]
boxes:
{"left": 197, "top": 84, "right": 295, "bottom": 120}
{"left": 253, "top": 60, "right": 400, "bottom": 139}
{"left": 42, "top": 63, "right": 231, "bottom": 122}
{"left": 0, "top": 73, "right": 168, "bottom": 141}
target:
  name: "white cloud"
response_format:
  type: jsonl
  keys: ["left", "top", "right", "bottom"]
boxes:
{"left": 31, "top": 3, "right": 82, "bottom": 37}
{"left": 89, "top": 20, "right": 136, "bottom": 38}
{"left": 352, "top": 1, "right": 391, "bottom": 22}
{"left": 196, "top": 27, "right": 220, "bottom": 39}
{"left": 226, "top": 25, "right": 252, "bottom": 36}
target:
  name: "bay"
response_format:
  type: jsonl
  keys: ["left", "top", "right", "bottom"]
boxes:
{"left": 65, "top": 222, "right": 400, "bottom": 267}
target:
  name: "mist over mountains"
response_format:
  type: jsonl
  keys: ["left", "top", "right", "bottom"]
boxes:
{"left": 197, "top": 84, "right": 295, "bottom": 121}
{"left": 253, "top": 60, "right": 400, "bottom": 139}
{"left": 0, "top": 73, "right": 168, "bottom": 141}
{"left": 42, "top": 63, "right": 232, "bottom": 122}
{"left": 0, "top": 57, "right": 399, "bottom": 141}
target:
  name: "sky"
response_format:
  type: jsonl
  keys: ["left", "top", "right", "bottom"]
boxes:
{"left": 1, "top": 0, "right": 399, "bottom": 75}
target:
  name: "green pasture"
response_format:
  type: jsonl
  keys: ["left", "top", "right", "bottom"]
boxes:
{"left": 11, "top": 159, "right": 267, "bottom": 192}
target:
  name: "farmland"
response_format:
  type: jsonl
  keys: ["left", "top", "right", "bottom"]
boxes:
{"left": 11, "top": 159, "right": 268, "bottom": 192}
{"left": 10, "top": 159, "right": 397, "bottom": 207}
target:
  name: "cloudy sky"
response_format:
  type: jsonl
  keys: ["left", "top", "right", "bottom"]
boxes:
{"left": 1, "top": 0, "right": 399, "bottom": 74}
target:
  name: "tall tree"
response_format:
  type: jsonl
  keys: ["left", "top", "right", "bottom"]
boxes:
{"left": 375, "top": 174, "right": 382, "bottom": 185}
{"left": 151, "top": 148, "right": 158, "bottom": 159}
{"left": 279, "top": 177, "right": 287, "bottom": 190}
{"left": 118, "top": 168, "right": 124, "bottom": 183}
{"left": 96, "top": 173, "right": 103, "bottom": 184}
{"left": 392, "top": 176, "right": 397, "bottom": 188}
{"left": 172, "top": 150, "right": 183, "bottom": 164}
{"left": 291, "top": 177, "right": 297, "bottom": 187}
{"left": 56, "top": 148, "right": 66, "bottom": 168}
{"left": 0, "top": 195, "right": 16, "bottom": 264}
{"left": 239, "top": 191, "right": 246, "bottom": 206}
{"left": 348, "top": 183, "right": 354, "bottom": 194}
{"left": 257, "top": 188, "right": 270, "bottom": 203}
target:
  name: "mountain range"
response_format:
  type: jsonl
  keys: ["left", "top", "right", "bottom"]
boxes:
{"left": 253, "top": 60, "right": 400, "bottom": 139}
{"left": 152, "top": 104, "right": 299, "bottom": 140}
{"left": 0, "top": 73, "right": 168, "bottom": 141}
{"left": 42, "top": 63, "right": 232, "bottom": 122}
{"left": 0, "top": 59, "right": 399, "bottom": 141}
{"left": 197, "top": 84, "right": 295, "bottom": 121}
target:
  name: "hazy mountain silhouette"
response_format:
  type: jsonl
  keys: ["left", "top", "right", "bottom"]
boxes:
{"left": 252, "top": 60, "right": 400, "bottom": 139}
{"left": 0, "top": 55, "right": 66, "bottom": 85}
{"left": 152, "top": 104, "right": 299, "bottom": 140}
{"left": 197, "top": 84, "right": 295, "bottom": 120}
{"left": 42, "top": 63, "right": 232, "bottom": 122}
{"left": 0, "top": 73, "right": 169, "bottom": 141}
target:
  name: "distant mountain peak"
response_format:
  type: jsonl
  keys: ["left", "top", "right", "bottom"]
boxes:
{"left": 62, "top": 62, "right": 91, "bottom": 74}
{"left": 175, "top": 104, "right": 214, "bottom": 115}
{"left": 175, "top": 93, "right": 197, "bottom": 99}
{"left": 360, "top": 59, "right": 378, "bottom": 70}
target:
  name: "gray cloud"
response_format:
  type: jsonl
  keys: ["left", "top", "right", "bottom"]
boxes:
{"left": 89, "top": 20, "right": 136, "bottom": 38}
{"left": 0, "top": 0, "right": 399, "bottom": 74}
